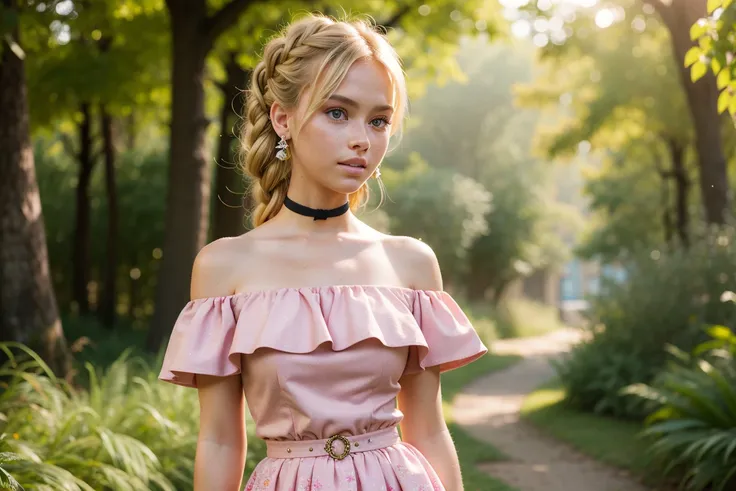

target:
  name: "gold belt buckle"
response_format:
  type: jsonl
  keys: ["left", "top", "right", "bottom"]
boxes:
{"left": 324, "top": 434, "right": 351, "bottom": 460}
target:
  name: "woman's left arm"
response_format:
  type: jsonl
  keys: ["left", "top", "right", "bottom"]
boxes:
{"left": 396, "top": 236, "right": 464, "bottom": 491}
{"left": 397, "top": 368, "right": 463, "bottom": 491}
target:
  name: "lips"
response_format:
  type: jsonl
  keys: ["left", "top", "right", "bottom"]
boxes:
{"left": 339, "top": 157, "right": 367, "bottom": 168}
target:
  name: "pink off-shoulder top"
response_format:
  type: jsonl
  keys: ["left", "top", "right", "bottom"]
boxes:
{"left": 158, "top": 284, "right": 488, "bottom": 443}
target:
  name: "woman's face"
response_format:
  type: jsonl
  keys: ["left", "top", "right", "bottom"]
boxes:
{"left": 288, "top": 58, "right": 395, "bottom": 195}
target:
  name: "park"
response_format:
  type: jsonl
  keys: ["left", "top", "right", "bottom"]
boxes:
{"left": 1, "top": 0, "right": 735, "bottom": 490}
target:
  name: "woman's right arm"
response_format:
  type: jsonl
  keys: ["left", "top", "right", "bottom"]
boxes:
{"left": 189, "top": 240, "right": 248, "bottom": 490}
{"left": 195, "top": 374, "right": 247, "bottom": 491}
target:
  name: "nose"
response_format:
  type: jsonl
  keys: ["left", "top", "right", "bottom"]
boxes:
{"left": 349, "top": 123, "right": 370, "bottom": 152}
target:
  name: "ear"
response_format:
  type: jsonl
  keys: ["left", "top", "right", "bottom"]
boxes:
{"left": 269, "top": 101, "right": 291, "bottom": 139}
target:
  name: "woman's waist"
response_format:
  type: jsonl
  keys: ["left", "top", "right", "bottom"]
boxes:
{"left": 264, "top": 426, "right": 401, "bottom": 460}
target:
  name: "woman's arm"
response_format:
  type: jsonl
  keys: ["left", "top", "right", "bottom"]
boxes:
{"left": 398, "top": 368, "right": 463, "bottom": 491}
{"left": 189, "top": 240, "right": 247, "bottom": 490}
{"left": 195, "top": 374, "right": 247, "bottom": 491}
{"left": 396, "top": 236, "right": 464, "bottom": 490}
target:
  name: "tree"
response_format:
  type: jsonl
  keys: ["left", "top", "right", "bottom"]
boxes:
{"left": 642, "top": 0, "right": 730, "bottom": 224}
{"left": 380, "top": 155, "right": 492, "bottom": 287}
{"left": 392, "top": 38, "right": 573, "bottom": 302}
{"left": 524, "top": 0, "right": 730, "bottom": 224}
{"left": 0, "top": 0, "right": 72, "bottom": 375}
{"left": 516, "top": 6, "right": 696, "bottom": 249}
{"left": 27, "top": 0, "right": 169, "bottom": 326}
{"left": 686, "top": 0, "right": 736, "bottom": 120}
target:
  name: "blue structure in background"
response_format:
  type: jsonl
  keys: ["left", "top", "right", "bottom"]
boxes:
{"left": 560, "top": 259, "right": 627, "bottom": 302}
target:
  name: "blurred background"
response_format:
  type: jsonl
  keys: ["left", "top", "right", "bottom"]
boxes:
{"left": 1, "top": 0, "right": 735, "bottom": 490}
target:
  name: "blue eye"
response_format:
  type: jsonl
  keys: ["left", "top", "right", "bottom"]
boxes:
{"left": 372, "top": 117, "right": 391, "bottom": 129}
{"left": 327, "top": 108, "right": 346, "bottom": 120}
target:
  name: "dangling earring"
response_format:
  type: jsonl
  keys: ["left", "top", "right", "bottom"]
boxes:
{"left": 275, "top": 136, "right": 291, "bottom": 161}
{"left": 372, "top": 165, "right": 381, "bottom": 179}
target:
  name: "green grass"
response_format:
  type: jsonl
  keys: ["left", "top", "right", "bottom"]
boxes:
{"left": 442, "top": 352, "right": 523, "bottom": 491}
{"left": 520, "top": 378, "right": 655, "bottom": 480}
{"left": 464, "top": 298, "right": 566, "bottom": 340}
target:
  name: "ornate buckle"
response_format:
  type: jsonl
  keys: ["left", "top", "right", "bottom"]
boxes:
{"left": 324, "top": 434, "right": 351, "bottom": 460}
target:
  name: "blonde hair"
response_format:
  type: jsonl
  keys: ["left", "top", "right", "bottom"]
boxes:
{"left": 240, "top": 13, "right": 408, "bottom": 227}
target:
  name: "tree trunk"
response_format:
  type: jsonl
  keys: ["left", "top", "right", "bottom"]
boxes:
{"left": 667, "top": 138, "right": 689, "bottom": 247}
{"left": 128, "top": 254, "right": 140, "bottom": 318}
{"left": 657, "top": 0, "right": 729, "bottom": 223}
{"left": 148, "top": 0, "right": 255, "bottom": 352}
{"left": 465, "top": 272, "right": 488, "bottom": 302}
{"left": 124, "top": 112, "right": 136, "bottom": 152}
{"left": 659, "top": 170, "right": 673, "bottom": 244}
{"left": 0, "top": 9, "right": 72, "bottom": 376}
{"left": 212, "top": 53, "right": 251, "bottom": 240}
{"left": 72, "top": 102, "right": 95, "bottom": 314}
{"left": 99, "top": 105, "right": 119, "bottom": 328}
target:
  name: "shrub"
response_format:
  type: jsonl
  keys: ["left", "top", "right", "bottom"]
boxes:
{"left": 464, "top": 298, "right": 564, "bottom": 340}
{"left": 0, "top": 342, "right": 265, "bottom": 490}
{"left": 555, "top": 226, "right": 736, "bottom": 419}
{"left": 625, "top": 326, "right": 736, "bottom": 491}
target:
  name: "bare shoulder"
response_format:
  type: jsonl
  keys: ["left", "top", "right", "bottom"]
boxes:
{"left": 382, "top": 235, "right": 443, "bottom": 291}
{"left": 190, "top": 235, "right": 255, "bottom": 300}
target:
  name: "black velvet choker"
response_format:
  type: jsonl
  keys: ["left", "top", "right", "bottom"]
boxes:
{"left": 283, "top": 196, "right": 350, "bottom": 221}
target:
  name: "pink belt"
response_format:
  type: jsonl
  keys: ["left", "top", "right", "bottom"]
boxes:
{"left": 266, "top": 426, "right": 401, "bottom": 460}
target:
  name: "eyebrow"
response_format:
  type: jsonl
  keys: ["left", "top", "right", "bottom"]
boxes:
{"left": 327, "top": 94, "right": 394, "bottom": 113}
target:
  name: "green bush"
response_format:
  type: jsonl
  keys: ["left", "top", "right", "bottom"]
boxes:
{"left": 555, "top": 227, "right": 736, "bottom": 419}
{"left": 36, "top": 141, "right": 168, "bottom": 322}
{"left": 0, "top": 343, "right": 265, "bottom": 490}
{"left": 625, "top": 326, "right": 736, "bottom": 491}
{"left": 464, "top": 298, "right": 564, "bottom": 340}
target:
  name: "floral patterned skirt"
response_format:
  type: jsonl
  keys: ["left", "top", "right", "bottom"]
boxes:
{"left": 244, "top": 441, "right": 444, "bottom": 491}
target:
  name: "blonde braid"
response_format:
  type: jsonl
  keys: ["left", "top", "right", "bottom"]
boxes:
{"left": 240, "top": 14, "right": 407, "bottom": 227}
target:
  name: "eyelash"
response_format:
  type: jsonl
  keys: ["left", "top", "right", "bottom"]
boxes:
{"left": 325, "top": 108, "right": 391, "bottom": 129}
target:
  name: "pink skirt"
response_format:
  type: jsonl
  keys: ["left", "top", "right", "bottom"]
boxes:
{"left": 244, "top": 427, "right": 444, "bottom": 491}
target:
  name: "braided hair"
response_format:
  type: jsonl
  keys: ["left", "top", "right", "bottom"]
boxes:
{"left": 240, "top": 13, "right": 407, "bottom": 227}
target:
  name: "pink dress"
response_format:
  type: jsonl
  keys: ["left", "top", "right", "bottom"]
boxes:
{"left": 159, "top": 285, "right": 488, "bottom": 491}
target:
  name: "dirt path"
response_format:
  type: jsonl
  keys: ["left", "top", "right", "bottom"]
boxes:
{"left": 452, "top": 328, "right": 650, "bottom": 491}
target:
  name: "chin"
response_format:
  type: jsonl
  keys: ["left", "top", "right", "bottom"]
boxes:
{"left": 328, "top": 179, "right": 369, "bottom": 195}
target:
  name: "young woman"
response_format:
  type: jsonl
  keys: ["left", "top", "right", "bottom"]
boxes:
{"left": 159, "top": 13, "right": 487, "bottom": 491}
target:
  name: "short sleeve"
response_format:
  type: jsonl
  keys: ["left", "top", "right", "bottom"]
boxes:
{"left": 404, "top": 290, "right": 489, "bottom": 375}
{"left": 158, "top": 296, "right": 241, "bottom": 388}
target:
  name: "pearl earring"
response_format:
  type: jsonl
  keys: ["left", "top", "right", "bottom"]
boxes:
{"left": 373, "top": 166, "right": 381, "bottom": 179}
{"left": 275, "top": 136, "right": 290, "bottom": 161}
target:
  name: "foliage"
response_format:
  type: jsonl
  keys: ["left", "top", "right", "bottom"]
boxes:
{"left": 380, "top": 154, "right": 492, "bottom": 284}
{"left": 575, "top": 147, "right": 674, "bottom": 263}
{"left": 24, "top": 0, "right": 170, "bottom": 129}
{"left": 464, "top": 298, "right": 565, "bottom": 340}
{"left": 515, "top": 0, "right": 701, "bottom": 262}
{"left": 517, "top": 0, "right": 691, "bottom": 156}
{"left": 0, "top": 343, "right": 264, "bottom": 490}
{"left": 390, "top": 38, "right": 576, "bottom": 299}
{"left": 686, "top": 0, "right": 736, "bottom": 118}
{"left": 36, "top": 141, "right": 167, "bottom": 322}
{"left": 625, "top": 325, "right": 736, "bottom": 491}
{"left": 554, "top": 225, "right": 736, "bottom": 419}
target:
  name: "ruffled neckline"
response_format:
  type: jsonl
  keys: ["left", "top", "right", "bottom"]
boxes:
{"left": 159, "top": 284, "right": 488, "bottom": 388}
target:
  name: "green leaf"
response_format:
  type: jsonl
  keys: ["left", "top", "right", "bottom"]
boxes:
{"left": 729, "top": 94, "right": 736, "bottom": 116}
{"left": 707, "top": 0, "right": 722, "bottom": 13}
{"left": 684, "top": 46, "right": 702, "bottom": 67}
{"left": 717, "top": 68, "right": 731, "bottom": 89}
{"left": 691, "top": 62, "right": 708, "bottom": 82}
{"left": 711, "top": 57, "right": 723, "bottom": 74}
{"left": 706, "top": 325, "right": 735, "bottom": 341}
{"left": 690, "top": 20, "right": 707, "bottom": 41}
